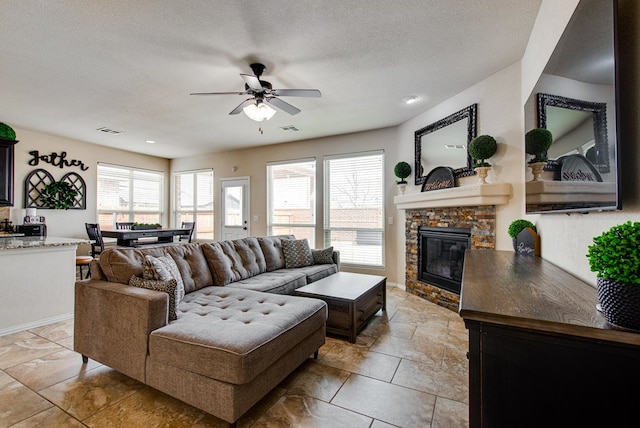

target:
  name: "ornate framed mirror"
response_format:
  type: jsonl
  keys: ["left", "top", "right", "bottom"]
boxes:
{"left": 414, "top": 104, "right": 477, "bottom": 186}
{"left": 537, "top": 93, "right": 609, "bottom": 173}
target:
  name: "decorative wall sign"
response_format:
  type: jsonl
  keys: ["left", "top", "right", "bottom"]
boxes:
{"left": 514, "top": 227, "right": 540, "bottom": 257}
{"left": 27, "top": 150, "right": 89, "bottom": 171}
{"left": 24, "top": 168, "right": 86, "bottom": 209}
{"left": 558, "top": 154, "right": 603, "bottom": 182}
{"left": 421, "top": 166, "right": 455, "bottom": 192}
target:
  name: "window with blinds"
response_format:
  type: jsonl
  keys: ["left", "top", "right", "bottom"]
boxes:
{"left": 173, "top": 169, "right": 214, "bottom": 240}
{"left": 267, "top": 159, "right": 316, "bottom": 246}
{"left": 97, "top": 163, "right": 164, "bottom": 229}
{"left": 324, "top": 151, "right": 384, "bottom": 267}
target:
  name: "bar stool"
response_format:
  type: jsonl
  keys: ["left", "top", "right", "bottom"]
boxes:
{"left": 76, "top": 255, "right": 93, "bottom": 280}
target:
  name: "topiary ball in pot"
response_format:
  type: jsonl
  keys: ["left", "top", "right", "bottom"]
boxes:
{"left": 468, "top": 135, "right": 497, "bottom": 167}
{"left": 508, "top": 219, "right": 536, "bottom": 252}
{"left": 587, "top": 221, "right": 640, "bottom": 330}
{"left": 393, "top": 161, "right": 412, "bottom": 184}
{"left": 525, "top": 128, "right": 553, "bottom": 164}
{"left": 0, "top": 122, "right": 17, "bottom": 141}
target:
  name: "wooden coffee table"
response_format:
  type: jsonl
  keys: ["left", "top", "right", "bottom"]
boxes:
{"left": 294, "top": 272, "right": 386, "bottom": 343}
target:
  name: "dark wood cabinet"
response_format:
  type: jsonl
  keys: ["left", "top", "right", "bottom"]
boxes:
{"left": 0, "top": 138, "right": 18, "bottom": 206}
{"left": 460, "top": 251, "right": 640, "bottom": 428}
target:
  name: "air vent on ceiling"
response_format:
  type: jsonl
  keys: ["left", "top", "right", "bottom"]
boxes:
{"left": 97, "top": 127, "right": 123, "bottom": 135}
{"left": 444, "top": 144, "right": 465, "bottom": 150}
{"left": 280, "top": 125, "right": 300, "bottom": 132}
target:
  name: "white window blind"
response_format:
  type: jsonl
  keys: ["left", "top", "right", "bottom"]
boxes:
{"left": 97, "top": 163, "right": 164, "bottom": 229}
{"left": 267, "top": 159, "right": 316, "bottom": 246}
{"left": 173, "top": 169, "right": 214, "bottom": 240}
{"left": 324, "top": 151, "right": 384, "bottom": 267}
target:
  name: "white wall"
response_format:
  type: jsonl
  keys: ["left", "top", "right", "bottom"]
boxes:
{"left": 10, "top": 127, "right": 170, "bottom": 242}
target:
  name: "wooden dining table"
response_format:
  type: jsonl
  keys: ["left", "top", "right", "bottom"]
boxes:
{"left": 101, "top": 228, "right": 191, "bottom": 247}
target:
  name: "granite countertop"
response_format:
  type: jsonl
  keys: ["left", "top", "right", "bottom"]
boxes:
{"left": 0, "top": 236, "right": 89, "bottom": 251}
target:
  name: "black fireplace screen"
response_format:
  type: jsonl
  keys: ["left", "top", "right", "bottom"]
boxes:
{"left": 418, "top": 227, "right": 471, "bottom": 295}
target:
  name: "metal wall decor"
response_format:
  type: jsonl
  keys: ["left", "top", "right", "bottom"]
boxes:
{"left": 24, "top": 168, "right": 86, "bottom": 209}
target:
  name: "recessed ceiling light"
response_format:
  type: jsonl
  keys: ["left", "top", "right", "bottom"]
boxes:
{"left": 401, "top": 96, "right": 419, "bottom": 105}
{"left": 146, "top": 140, "right": 156, "bottom": 144}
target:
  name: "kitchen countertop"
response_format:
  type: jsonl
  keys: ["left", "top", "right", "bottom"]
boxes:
{"left": 0, "top": 236, "right": 89, "bottom": 251}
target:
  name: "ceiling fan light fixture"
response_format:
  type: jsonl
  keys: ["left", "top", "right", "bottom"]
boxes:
{"left": 243, "top": 101, "right": 276, "bottom": 122}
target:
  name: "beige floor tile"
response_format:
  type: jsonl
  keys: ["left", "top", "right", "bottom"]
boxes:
{"left": 371, "top": 420, "right": 401, "bottom": 428}
{"left": 360, "top": 315, "right": 417, "bottom": 340}
{"left": 10, "top": 406, "right": 86, "bottom": 428}
{"left": 0, "top": 335, "right": 63, "bottom": 369}
{"left": 319, "top": 340, "right": 400, "bottom": 382}
{"left": 281, "top": 359, "right": 350, "bottom": 402}
{"left": 39, "top": 365, "right": 143, "bottom": 420}
{"left": 0, "top": 380, "right": 53, "bottom": 427}
{"left": 83, "top": 386, "right": 228, "bottom": 428}
{"left": 55, "top": 335, "right": 75, "bottom": 350}
{"left": 0, "top": 369, "right": 14, "bottom": 387}
{"left": 28, "top": 318, "right": 74, "bottom": 342}
{"left": 393, "top": 359, "right": 469, "bottom": 403}
{"left": 432, "top": 396, "right": 469, "bottom": 428}
{"left": 252, "top": 393, "right": 372, "bottom": 428}
{"left": 370, "top": 334, "right": 445, "bottom": 366}
{"left": 0, "top": 330, "right": 36, "bottom": 347}
{"left": 332, "top": 374, "right": 436, "bottom": 428}
{"left": 5, "top": 348, "right": 101, "bottom": 391}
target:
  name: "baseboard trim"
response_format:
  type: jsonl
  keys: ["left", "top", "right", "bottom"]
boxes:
{"left": 0, "top": 313, "right": 74, "bottom": 337}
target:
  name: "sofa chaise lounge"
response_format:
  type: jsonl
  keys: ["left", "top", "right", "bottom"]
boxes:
{"left": 74, "top": 235, "right": 338, "bottom": 425}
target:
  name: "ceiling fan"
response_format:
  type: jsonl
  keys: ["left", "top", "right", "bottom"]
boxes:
{"left": 190, "top": 63, "right": 321, "bottom": 121}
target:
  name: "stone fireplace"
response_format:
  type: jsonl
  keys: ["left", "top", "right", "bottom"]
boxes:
{"left": 394, "top": 183, "right": 511, "bottom": 312}
{"left": 405, "top": 206, "right": 496, "bottom": 311}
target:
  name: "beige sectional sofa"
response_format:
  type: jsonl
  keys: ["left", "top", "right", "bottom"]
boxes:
{"left": 74, "top": 235, "right": 338, "bottom": 426}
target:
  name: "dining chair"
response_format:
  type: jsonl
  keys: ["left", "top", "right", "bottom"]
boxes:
{"left": 85, "top": 223, "right": 105, "bottom": 258}
{"left": 116, "top": 222, "right": 134, "bottom": 230}
{"left": 180, "top": 221, "right": 195, "bottom": 243}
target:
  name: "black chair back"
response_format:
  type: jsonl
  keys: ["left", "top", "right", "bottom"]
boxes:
{"left": 116, "top": 222, "right": 134, "bottom": 230}
{"left": 180, "top": 221, "right": 195, "bottom": 243}
{"left": 85, "top": 223, "right": 105, "bottom": 257}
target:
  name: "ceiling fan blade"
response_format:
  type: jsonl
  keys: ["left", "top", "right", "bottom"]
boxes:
{"left": 240, "top": 73, "right": 263, "bottom": 92}
{"left": 190, "top": 91, "right": 247, "bottom": 96}
{"left": 271, "top": 89, "right": 322, "bottom": 98}
{"left": 265, "top": 97, "right": 301, "bottom": 115}
{"left": 229, "top": 99, "right": 255, "bottom": 115}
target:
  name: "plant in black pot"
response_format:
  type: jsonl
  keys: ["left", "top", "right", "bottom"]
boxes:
{"left": 0, "top": 122, "right": 17, "bottom": 141}
{"left": 468, "top": 135, "right": 497, "bottom": 184}
{"left": 525, "top": 128, "right": 553, "bottom": 181}
{"left": 587, "top": 221, "right": 640, "bottom": 330}
{"left": 394, "top": 161, "right": 412, "bottom": 194}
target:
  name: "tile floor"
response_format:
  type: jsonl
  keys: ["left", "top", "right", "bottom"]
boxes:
{"left": 0, "top": 287, "right": 469, "bottom": 428}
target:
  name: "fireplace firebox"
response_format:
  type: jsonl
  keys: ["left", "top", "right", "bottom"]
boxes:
{"left": 418, "top": 227, "right": 471, "bottom": 295}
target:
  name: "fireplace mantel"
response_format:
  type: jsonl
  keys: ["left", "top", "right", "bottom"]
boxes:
{"left": 394, "top": 183, "right": 512, "bottom": 210}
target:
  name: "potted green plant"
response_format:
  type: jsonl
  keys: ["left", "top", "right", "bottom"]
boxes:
{"left": 587, "top": 221, "right": 640, "bottom": 330}
{"left": 468, "top": 135, "right": 497, "bottom": 183}
{"left": 39, "top": 181, "right": 78, "bottom": 209}
{"left": 525, "top": 128, "right": 553, "bottom": 181}
{"left": 508, "top": 219, "right": 539, "bottom": 255}
{"left": 394, "top": 161, "right": 412, "bottom": 194}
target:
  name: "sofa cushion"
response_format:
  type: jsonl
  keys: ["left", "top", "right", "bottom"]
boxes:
{"left": 129, "top": 275, "right": 179, "bottom": 321}
{"left": 202, "top": 241, "right": 241, "bottom": 285}
{"left": 165, "top": 243, "right": 213, "bottom": 293}
{"left": 258, "top": 235, "right": 295, "bottom": 271}
{"left": 143, "top": 255, "right": 185, "bottom": 301}
{"left": 99, "top": 246, "right": 168, "bottom": 284}
{"left": 226, "top": 271, "right": 307, "bottom": 295}
{"left": 233, "top": 237, "right": 267, "bottom": 277}
{"left": 312, "top": 246, "right": 334, "bottom": 265}
{"left": 148, "top": 287, "right": 327, "bottom": 385}
{"left": 280, "top": 263, "right": 339, "bottom": 284}
{"left": 282, "top": 238, "right": 313, "bottom": 268}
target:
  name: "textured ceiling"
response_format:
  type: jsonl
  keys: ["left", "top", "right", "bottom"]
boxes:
{"left": 0, "top": 0, "right": 542, "bottom": 159}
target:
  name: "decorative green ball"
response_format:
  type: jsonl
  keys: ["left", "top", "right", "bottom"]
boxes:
{"left": 525, "top": 128, "right": 553, "bottom": 162}
{"left": 468, "top": 135, "right": 497, "bottom": 167}
{"left": 0, "top": 122, "right": 16, "bottom": 141}
{"left": 393, "top": 161, "right": 412, "bottom": 182}
{"left": 508, "top": 219, "right": 536, "bottom": 238}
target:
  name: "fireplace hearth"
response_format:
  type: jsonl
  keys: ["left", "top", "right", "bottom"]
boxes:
{"left": 419, "top": 227, "right": 471, "bottom": 295}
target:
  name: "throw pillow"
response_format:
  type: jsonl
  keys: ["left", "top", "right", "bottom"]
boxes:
{"left": 143, "top": 255, "right": 185, "bottom": 301}
{"left": 129, "top": 275, "right": 179, "bottom": 321}
{"left": 312, "top": 246, "right": 334, "bottom": 264}
{"left": 282, "top": 238, "right": 314, "bottom": 268}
